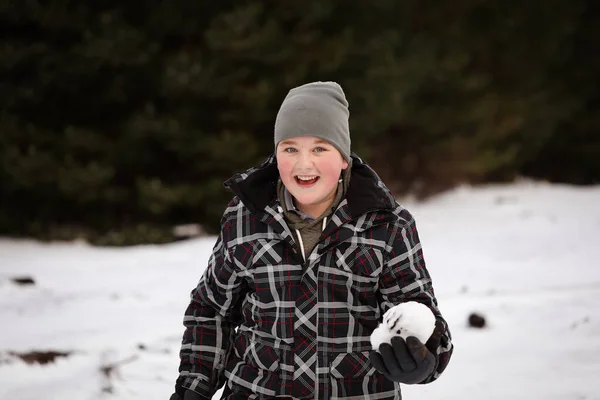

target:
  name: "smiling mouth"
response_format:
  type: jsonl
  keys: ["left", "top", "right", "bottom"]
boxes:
{"left": 295, "top": 175, "right": 319, "bottom": 185}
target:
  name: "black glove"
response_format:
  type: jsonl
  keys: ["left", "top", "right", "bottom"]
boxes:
{"left": 369, "top": 336, "right": 436, "bottom": 384}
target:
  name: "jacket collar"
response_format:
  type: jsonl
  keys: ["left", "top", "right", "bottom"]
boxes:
{"left": 224, "top": 153, "right": 396, "bottom": 220}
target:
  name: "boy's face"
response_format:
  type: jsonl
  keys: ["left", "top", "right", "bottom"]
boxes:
{"left": 276, "top": 136, "right": 349, "bottom": 218}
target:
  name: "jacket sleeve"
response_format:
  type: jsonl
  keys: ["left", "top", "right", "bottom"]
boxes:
{"left": 378, "top": 208, "right": 453, "bottom": 383}
{"left": 176, "top": 206, "right": 247, "bottom": 398}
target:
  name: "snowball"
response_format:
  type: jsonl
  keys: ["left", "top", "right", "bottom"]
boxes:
{"left": 370, "top": 324, "right": 397, "bottom": 350}
{"left": 370, "top": 301, "right": 436, "bottom": 351}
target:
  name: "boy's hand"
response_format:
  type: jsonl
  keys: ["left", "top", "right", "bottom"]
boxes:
{"left": 369, "top": 336, "right": 435, "bottom": 384}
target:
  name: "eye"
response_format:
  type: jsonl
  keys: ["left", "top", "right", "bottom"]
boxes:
{"left": 314, "top": 147, "right": 327, "bottom": 153}
{"left": 283, "top": 147, "right": 297, "bottom": 153}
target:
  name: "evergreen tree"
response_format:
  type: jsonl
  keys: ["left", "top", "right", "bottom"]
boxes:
{"left": 0, "top": 1, "right": 598, "bottom": 244}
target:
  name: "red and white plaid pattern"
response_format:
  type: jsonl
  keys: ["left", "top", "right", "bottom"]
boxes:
{"left": 176, "top": 155, "right": 453, "bottom": 399}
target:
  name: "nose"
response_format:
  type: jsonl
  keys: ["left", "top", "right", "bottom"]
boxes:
{"left": 296, "top": 150, "right": 314, "bottom": 169}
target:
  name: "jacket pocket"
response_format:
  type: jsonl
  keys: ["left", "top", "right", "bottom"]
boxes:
{"left": 335, "top": 245, "right": 384, "bottom": 277}
{"left": 329, "top": 351, "right": 399, "bottom": 400}
{"left": 327, "top": 245, "right": 383, "bottom": 313}
{"left": 240, "top": 337, "right": 280, "bottom": 373}
{"left": 224, "top": 335, "right": 281, "bottom": 399}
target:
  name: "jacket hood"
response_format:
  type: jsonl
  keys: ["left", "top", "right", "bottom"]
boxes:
{"left": 223, "top": 153, "right": 396, "bottom": 219}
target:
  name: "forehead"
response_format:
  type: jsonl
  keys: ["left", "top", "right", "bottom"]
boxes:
{"left": 278, "top": 136, "right": 331, "bottom": 146}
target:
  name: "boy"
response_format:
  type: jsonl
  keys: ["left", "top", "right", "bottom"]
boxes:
{"left": 171, "top": 82, "right": 453, "bottom": 400}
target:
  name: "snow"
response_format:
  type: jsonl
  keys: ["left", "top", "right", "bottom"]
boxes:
{"left": 1, "top": 181, "right": 600, "bottom": 400}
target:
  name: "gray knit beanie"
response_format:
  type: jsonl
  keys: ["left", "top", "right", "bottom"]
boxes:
{"left": 274, "top": 81, "right": 351, "bottom": 163}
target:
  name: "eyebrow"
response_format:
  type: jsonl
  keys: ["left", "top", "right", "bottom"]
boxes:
{"left": 279, "top": 139, "right": 331, "bottom": 146}
{"left": 279, "top": 140, "right": 297, "bottom": 146}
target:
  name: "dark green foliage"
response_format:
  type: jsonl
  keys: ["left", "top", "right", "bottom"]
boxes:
{"left": 364, "top": 1, "right": 599, "bottom": 195}
{"left": 1, "top": 1, "right": 598, "bottom": 245}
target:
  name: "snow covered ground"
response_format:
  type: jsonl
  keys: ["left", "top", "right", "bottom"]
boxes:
{"left": 1, "top": 181, "right": 600, "bottom": 400}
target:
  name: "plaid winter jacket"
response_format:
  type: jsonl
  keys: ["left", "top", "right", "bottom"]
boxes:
{"left": 176, "top": 154, "right": 453, "bottom": 399}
